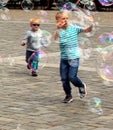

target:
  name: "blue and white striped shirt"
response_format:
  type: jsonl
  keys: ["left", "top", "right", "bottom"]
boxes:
{"left": 59, "top": 24, "right": 82, "bottom": 60}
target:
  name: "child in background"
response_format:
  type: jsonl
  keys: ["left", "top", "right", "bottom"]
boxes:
{"left": 21, "top": 18, "right": 43, "bottom": 76}
{"left": 54, "top": 11, "right": 92, "bottom": 103}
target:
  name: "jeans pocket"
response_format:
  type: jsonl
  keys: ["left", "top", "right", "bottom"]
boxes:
{"left": 68, "top": 59, "right": 79, "bottom": 67}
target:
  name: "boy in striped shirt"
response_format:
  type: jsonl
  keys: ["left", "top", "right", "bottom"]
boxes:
{"left": 55, "top": 11, "right": 92, "bottom": 103}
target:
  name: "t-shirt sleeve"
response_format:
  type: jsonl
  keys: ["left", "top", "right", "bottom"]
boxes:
{"left": 74, "top": 25, "right": 83, "bottom": 34}
{"left": 22, "top": 31, "right": 30, "bottom": 44}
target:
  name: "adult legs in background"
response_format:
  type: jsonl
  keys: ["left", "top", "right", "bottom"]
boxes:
{"left": 45, "top": 0, "right": 54, "bottom": 10}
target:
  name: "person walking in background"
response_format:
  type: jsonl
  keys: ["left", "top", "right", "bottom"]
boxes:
{"left": 44, "top": 0, "right": 54, "bottom": 10}
{"left": 21, "top": 18, "right": 43, "bottom": 77}
{"left": 54, "top": 11, "right": 92, "bottom": 103}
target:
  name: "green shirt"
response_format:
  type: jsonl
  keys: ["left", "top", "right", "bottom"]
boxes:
{"left": 59, "top": 24, "right": 82, "bottom": 60}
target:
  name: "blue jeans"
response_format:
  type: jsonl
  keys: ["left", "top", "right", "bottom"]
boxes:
{"left": 60, "top": 58, "right": 84, "bottom": 96}
{"left": 26, "top": 50, "right": 34, "bottom": 63}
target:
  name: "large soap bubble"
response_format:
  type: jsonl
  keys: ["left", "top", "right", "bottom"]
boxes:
{"left": 98, "top": 0, "right": 113, "bottom": 6}
{"left": 28, "top": 50, "right": 47, "bottom": 72}
{"left": 41, "top": 30, "right": 52, "bottom": 47}
{"left": 78, "top": 37, "right": 93, "bottom": 64}
{"left": 96, "top": 44, "right": 113, "bottom": 82}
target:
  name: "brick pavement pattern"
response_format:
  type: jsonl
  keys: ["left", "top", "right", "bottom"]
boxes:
{"left": 0, "top": 10, "right": 113, "bottom": 130}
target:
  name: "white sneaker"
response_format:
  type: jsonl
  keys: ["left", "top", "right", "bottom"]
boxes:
{"left": 79, "top": 83, "right": 87, "bottom": 99}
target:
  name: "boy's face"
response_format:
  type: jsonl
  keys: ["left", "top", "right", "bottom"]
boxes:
{"left": 57, "top": 13, "right": 69, "bottom": 28}
{"left": 31, "top": 21, "right": 40, "bottom": 31}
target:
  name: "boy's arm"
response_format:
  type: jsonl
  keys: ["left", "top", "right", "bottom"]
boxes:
{"left": 54, "top": 20, "right": 65, "bottom": 40}
{"left": 21, "top": 31, "right": 29, "bottom": 46}
{"left": 82, "top": 25, "right": 93, "bottom": 33}
{"left": 54, "top": 30, "right": 59, "bottom": 41}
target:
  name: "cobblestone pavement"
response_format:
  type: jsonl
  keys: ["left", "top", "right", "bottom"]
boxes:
{"left": 0, "top": 10, "right": 113, "bottom": 130}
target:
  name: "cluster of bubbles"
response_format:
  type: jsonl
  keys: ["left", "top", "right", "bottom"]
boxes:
{"left": 0, "top": 0, "right": 35, "bottom": 20}
{"left": 88, "top": 97, "right": 103, "bottom": 115}
{"left": 0, "top": 1, "right": 50, "bottom": 23}
{"left": 0, "top": 0, "right": 35, "bottom": 11}
{"left": 37, "top": 10, "right": 49, "bottom": 24}
{"left": 57, "top": 1, "right": 97, "bottom": 28}
{"left": 95, "top": 31, "right": 113, "bottom": 86}
{"left": 57, "top": 0, "right": 96, "bottom": 11}
{"left": 55, "top": 1, "right": 98, "bottom": 63}
{"left": 79, "top": 0, "right": 96, "bottom": 11}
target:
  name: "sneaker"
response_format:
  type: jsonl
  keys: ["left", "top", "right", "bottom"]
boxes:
{"left": 32, "top": 71, "right": 38, "bottom": 77}
{"left": 79, "top": 83, "right": 87, "bottom": 99}
{"left": 62, "top": 95, "right": 73, "bottom": 103}
{"left": 27, "top": 64, "right": 30, "bottom": 70}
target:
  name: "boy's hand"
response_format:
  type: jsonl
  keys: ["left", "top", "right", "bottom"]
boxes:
{"left": 83, "top": 25, "right": 93, "bottom": 33}
{"left": 21, "top": 42, "right": 25, "bottom": 46}
{"left": 57, "top": 21, "right": 65, "bottom": 29}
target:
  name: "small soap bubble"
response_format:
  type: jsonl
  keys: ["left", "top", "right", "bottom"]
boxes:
{"left": 21, "top": 0, "right": 34, "bottom": 11}
{"left": 88, "top": 97, "right": 103, "bottom": 115}
{"left": 0, "top": 7, "right": 10, "bottom": 20}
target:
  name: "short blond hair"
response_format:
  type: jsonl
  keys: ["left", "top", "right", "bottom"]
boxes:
{"left": 30, "top": 18, "right": 40, "bottom": 25}
{"left": 55, "top": 11, "right": 69, "bottom": 20}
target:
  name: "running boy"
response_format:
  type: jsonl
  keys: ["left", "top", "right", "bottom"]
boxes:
{"left": 54, "top": 11, "right": 92, "bottom": 103}
{"left": 21, "top": 18, "right": 43, "bottom": 76}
